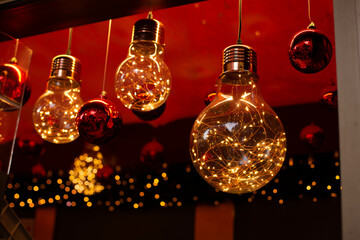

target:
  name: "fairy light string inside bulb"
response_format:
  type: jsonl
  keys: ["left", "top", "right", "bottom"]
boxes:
{"left": 190, "top": 46, "right": 287, "bottom": 193}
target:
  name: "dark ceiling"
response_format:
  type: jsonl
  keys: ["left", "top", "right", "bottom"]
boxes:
{"left": 0, "top": 0, "right": 336, "bottom": 143}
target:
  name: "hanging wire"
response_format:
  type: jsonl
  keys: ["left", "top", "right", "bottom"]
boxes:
{"left": 236, "top": 0, "right": 242, "bottom": 44}
{"left": 147, "top": 10, "right": 153, "bottom": 19}
{"left": 102, "top": 19, "right": 112, "bottom": 95}
{"left": 66, "top": 28, "right": 73, "bottom": 55}
{"left": 307, "top": 0, "right": 315, "bottom": 28}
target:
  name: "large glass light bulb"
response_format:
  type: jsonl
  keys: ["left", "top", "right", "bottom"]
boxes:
{"left": 115, "top": 17, "right": 171, "bottom": 112}
{"left": 33, "top": 55, "right": 83, "bottom": 144}
{"left": 190, "top": 45, "right": 287, "bottom": 194}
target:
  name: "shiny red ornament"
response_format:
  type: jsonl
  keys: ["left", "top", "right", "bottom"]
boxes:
{"left": 76, "top": 94, "right": 122, "bottom": 145}
{"left": 289, "top": 27, "right": 332, "bottom": 73}
{"left": 299, "top": 123, "right": 325, "bottom": 150}
{"left": 132, "top": 103, "right": 166, "bottom": 121}
{"left": 96, "top": 165, "right": 114, "bottom": 180}
{"left": 140, "top": 139, "right": 164, "bottom": 163}
{"left": 31, "top": 162, "right": 46, "bottom": 177}
{"left": 204, "top": 92, "right": 216, "bottom": 106}
{"left": 17, "top": 137, "right": 45, "bottom": 159}
{"left": 0, "top": 63, "right": 31, "bottom": 111}
{"left": 321, "top": 83, "right": 337, "bottom": 109}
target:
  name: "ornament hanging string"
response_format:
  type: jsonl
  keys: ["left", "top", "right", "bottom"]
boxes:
{"left": 147, "top": 10, "right": 153, "bottom": 19}
{"left": 66, "top": 28, "right": 73, "bottom": 55}
{"left": 307, "top": 0, "right": 315, "bottom": 28}
{"left": 10, "top": 39, "right": 19, "bottom": 63}
{"left": 237, "top": 0, "right": 242, "bottom": 44}
{"left": 102, "top": 19, "right": 112, "bottom": 95}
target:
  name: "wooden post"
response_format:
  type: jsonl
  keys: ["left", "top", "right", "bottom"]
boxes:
{"left": 194, "top": 201, "right": 235, "bottom": 240}
{"left": 35, "top": 207, "right": 56, "bottom": 240}
{"left": 333, "top": 0, "right": 360, "bottom": 239}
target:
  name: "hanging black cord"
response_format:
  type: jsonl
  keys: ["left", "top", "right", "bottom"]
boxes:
{"left": 237, "top": 0, "right": 242, "bottom": 44}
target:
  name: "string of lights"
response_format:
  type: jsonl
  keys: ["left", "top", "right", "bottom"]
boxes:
{"left": 5, "top": 151, "right": 340, "bottom": 211}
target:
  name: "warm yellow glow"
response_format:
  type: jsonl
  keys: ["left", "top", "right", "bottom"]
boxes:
{"left": 69, "top": 146, "right": 104, "bottom": 195}
{"left": 14, "top": 193, "right": 19, "bottom": 199}
{"left": 115, "top": 42, "right": 171, "bottom": 112}
{"left": 33, "top": 78, "right": 83, "bottom": 144}
{"left": 190, "top": 80, "right": 287, "bottom": 194}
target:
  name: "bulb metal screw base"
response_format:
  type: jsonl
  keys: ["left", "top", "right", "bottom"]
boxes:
{"left": 132, "top": 18, "right": 165, "bottom": 45}
{"left": 50, "top": 54, "right": 81, "bottom": 83}
{"left": 221, "top": 44, "right": 258, "bottom": 84}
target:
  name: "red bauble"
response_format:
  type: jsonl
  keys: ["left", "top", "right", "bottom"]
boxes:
{"left": 321, "top": 84, "right": 337, "bottom": 109}
{"left": 96, "top": 165, "right": 114, "bottom": 180}
{"left": 17, "top": 137, "right": 45, "bottom": 159}
{"left": 0, "top": 63, "right": 31, "bottom": 111}
{"left": 140, "top": 139, "right": 164, "bottom": 163}
{"left": 289, "top": 27, "right": 332, "bottom": 73}
{"left": 31, "top": 162, "right": 46, "bottom": 177}
{"left": 300, "top": 123, "right": 325, "bottom": 150}
{"left": 76, "top": 95, "right": 122, "bottom": 145}
{"left": 204, "top": 92, "right": 216, "bottom": 106}
{"left": 132, "top": 103, "right": 166, "bottom": 121}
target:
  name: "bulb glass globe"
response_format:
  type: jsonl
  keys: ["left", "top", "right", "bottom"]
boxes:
{"left": 33, "top": 78, "right": 83, "bottom": 144}
{"left": 115, "top": 41, "right": 171, "bottom": 112}
{"left": 190, "top": 45, "right": 287, "bottom": 194}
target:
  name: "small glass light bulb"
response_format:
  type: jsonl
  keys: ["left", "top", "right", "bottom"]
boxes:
{"left": 33, "top": 55, "right": 83, "bottom": 144}
{"left": 115, "top": 16, "right": 171, "bottom": 112}
{"left": 190, "top": 45, "right": 287, "bottom": 194}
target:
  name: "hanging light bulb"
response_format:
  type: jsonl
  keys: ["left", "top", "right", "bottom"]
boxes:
{"left": 114, "top": 12, "right": 171, "bottom": 112}
{"left": 190, "top": 45, "right": 287, "bottom": 194}
{"left": 288, "top": 0, "right": 332, "bottom": 73}
{"left": 33, "top": 55, "right": 83, "bottom": 144}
